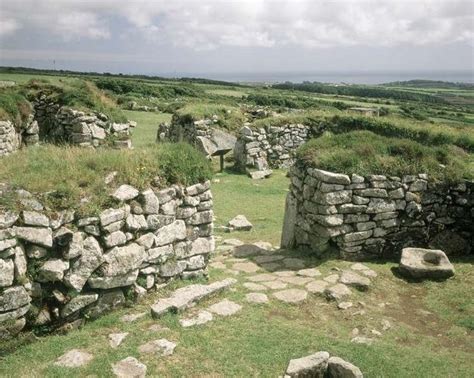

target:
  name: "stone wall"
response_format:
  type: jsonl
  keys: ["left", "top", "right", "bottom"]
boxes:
{"left": 158, "top": 114, "right": 236, "bottom": 158}
{"left": 0, "top": 116, "right": 39, "bottom": 157}
{"left": 0, "top": 180, "right": 214, "bottom": 337}
{"left": 282, "top": 163, "right": 473, "bottom": 261}
{"left": 34, "top": 95, "right": 135, "bottom": 149}
{"left": 234, "top": 123, "right": 319, "bottom": 171}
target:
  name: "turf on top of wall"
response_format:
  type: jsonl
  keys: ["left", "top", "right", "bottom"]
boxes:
{"left": 296, "top": 130, "right": 472, "bottom": 183}
{"left": 0, "top": 143, "right": 212, "bottom": 215}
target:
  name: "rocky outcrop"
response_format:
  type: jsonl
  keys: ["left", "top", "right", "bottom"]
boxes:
{"left": 283, "top": 163, "right": 473, "bottom": 260}
{"left": 0, "top": 180, "right": 214, "bottom": 337}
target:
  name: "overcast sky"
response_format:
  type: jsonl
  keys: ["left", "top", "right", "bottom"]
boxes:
{"left": 0, "top": 0, "right": 473, "bottom": 79}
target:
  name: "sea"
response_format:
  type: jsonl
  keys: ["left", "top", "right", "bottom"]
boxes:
{"left": 166, "top": 70, "right": 474, "bottom": 85}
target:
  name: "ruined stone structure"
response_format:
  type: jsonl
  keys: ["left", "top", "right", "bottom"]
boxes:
{"left": 234, "top": 123, "right": 318, "bottom": 171}
{"left": 0, "top": 95, "right": 135, "bottom": 158}
{"left": 33, "top": 95, "right": 135, "bottom": 149}
{"left": 0, "top": 180, "right": 214, "bottom": 337}
{"left": 158, "top": 114, "right": 236, "bottom": 161}
{"left": 282, "top": 163, "right": 473, "bottom": 261}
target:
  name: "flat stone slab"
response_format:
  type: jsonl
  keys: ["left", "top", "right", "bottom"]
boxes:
{"left": 306, "top": 280, "right": 329, "bottom": 294}
{"left": 285, "top": 351, "right": 329, "bottom": 377}
{"left": 282, "top": 258, "right": 306, "bottom": 270}
{"left": 274, "top": 270, "right": 296, "bottom": 277}
{"left": 121, "top": 312, "right": 147, "bottom": 323}
{"left": 112, "top": 357, "right": 147, "bottom": 378}
{"left": 280, "top": 276, "right": 313, "bottom": 286}
{"left": 179, "top": 311, "right": 213, "bottom": 327}
{"left": 138, "top": 338, "right": 176, "bottom": 356}
{"left": 151, "top": 278, "right": 237, "bottom": 318}
{"left": 262, "top": 280, "right": 288, "bottom": 290}
{"left": 247, "top": 273, "right": 276, "bottom": 282}
{"left": 339, "top": 270, "right": 371, "bottom": 291}
{"left": 233, "top": 244, "right": 267, "bottom": 258}
{"left": 323, "top": 274, "right": 339, "bottom": 284}
{"left": 232, "top": 261, "right": 260, "bottom": 273}
{"left": 337, "top": 301, "right": 353, "bottom": 310}
{"left": 109, "top": 332, "right": 128, "bottom": 348}
{"left": 261, "top": 262, "right": 282, "bottom": 271}
{"left": 208, "top": 299, "right": 242, "bottom": 316}
{"left": 253, "top": 254, "right": 285, "bottom": 264}
{"left": 246, "top": 292, "right": 269, "bottom": 304}
{"left": 325, "top": 283, "right": 352, "bottom": 301}
{"left": 54, "top": 349, "right": 94, "bottom": 368}
{"left": 222, "top": 239, "right": 244, "bottom": 246}
{"left": 273, "top": 289, "right": 307, "bottom": 304}
{"left": 297, "top": 268, "right": 321, "bottom": 277}
{"left": 243, "top": 282, "right": 267, "bottom": 291}
{"left": 399, "top": 248, "right": 455, "bottom": 279}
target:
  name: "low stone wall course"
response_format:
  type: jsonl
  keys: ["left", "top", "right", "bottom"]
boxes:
{"left": 282, "top": 163, "right": 473, "bottom": 260}
{"left": 0, "top": 180, "right": 214, "bottom": 337}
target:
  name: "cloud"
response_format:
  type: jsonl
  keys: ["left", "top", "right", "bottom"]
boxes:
{"left": 1, "top": 0, "right": 473, "bottom": 49}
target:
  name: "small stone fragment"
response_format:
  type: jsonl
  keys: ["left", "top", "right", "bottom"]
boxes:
{"left": 112, "top": 357, "right": 147, "bottom": 378}
{"left": 54, "top": 349, "right": 94, "bottom": 368}
{"left": 109, "top": 332, "right": 128, "bottom": 348}
{"left": 246, "top": 292, "right": 269, "bottom": 304}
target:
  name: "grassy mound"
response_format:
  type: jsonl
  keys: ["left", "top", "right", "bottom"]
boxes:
{"left": 252, "top": 112, "right": 474, "bottom": 152}
{"left": 297, "top": 130, "right": 472, "bottom": 182}
{"left": 0, "top": 86, "right": 32, "bottom": 125}
{"left": 0, "top": 143, "right": 212, "bottom": 215}
{"left": 175, "top": 103, "right": 246, "bottom": 133}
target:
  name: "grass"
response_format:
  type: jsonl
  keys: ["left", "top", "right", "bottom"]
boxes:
{"left": 0, "top": 86, "right": 32, "bottom": 124}
{"left": 175, "top": 103, "right": 246, "bottom": 133}
{"left": 0, "top": 143, "right": 212, "bottom": 215}
{"left": 123, "top": 110, "right": 173, "bottom": 148}
{"left": 212, "top": 169, "right": 290, "bottom": 245}
{"left": 297, "top": 130, "right": 472, "bottom": 182}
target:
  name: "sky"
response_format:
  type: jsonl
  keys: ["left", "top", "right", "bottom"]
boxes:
{"left": 0, "top": 0, "right": 473, "bottom": 80}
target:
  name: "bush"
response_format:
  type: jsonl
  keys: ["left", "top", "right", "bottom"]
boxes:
{"left": 297, "top": 130, "right": 471, "bottom": 182}
{"left": 0, "top": 143, "right": 212, "bottom": 215}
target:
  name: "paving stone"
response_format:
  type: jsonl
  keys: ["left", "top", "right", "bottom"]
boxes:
{"left": 233, "top": 244, "right": 265, "bottom": 258}
{"left": 54, "top": 349, "right": 94, "bottom": 368}
{"left": 261, "top": 280, "right": 288, "bottom": 290}
{"left": 260, "top": 262, "right": 282, "bottom": 271}
{"left": 297, "top": 268, "right": 322, "bottom": 277}
{"left": 243, "top": 282, "right": 267, "bottom": 291}
{"left": 179, "top": 311, "right": 213, "bottom": 327}
{"left": 339, "top": 270, "right": 371, "bottom": 291}
{"left": 280, "top": 276, "right": 313, "bottom": 286}
{"left": 232, "top": 261, "right": 260, "bottom": 273}
{"left": 323, "top": 274, "right": 339, "bottom": 284}
{"left": 208, "top": 299, "right": 242, "bottom": 316}
{"left": 306, "top": 280, "right": 329, "bottom": 294}
{"left": 273, "top": 289, "right": 307, "bottom": 304}
{"left": 282, "top": 258, "right": 306, "bottom": 269}
{"left": 151, "top": 278, "right": 236, "bottom": 318}
{"left": 253, "top": 254, "right": 285, "bottom": 264}
{"left": 325, "top": 283, "right": 352, "bottom": 301}
{"left": 246, "top": 292, "right": 269, "bottom": 304}
{"left": 274, "top": 270, "right": 296, "bottom": 277}
{"left": 138, "top": 338, "right": 176, "bottom": 356}
{"left": 112, "top": 357, "right": 146, "bottom": 378}
{"left": 109, "top": 333, "right": 128, "bottom": 348}
{"left": 222, "top": 239, "right": 244, "bottom": 246}
{"left": 247, "top": 273, "right": 276, "bottom": 282}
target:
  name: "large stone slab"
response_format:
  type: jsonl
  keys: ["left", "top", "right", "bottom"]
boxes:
{"left": 151, "top": 278, "right": 236, "bottom": 318}
{"left": 13, "top": 227, "right": 52, "bottom": 248}
{"left": 285, "top": 351, "right": 330, "bottom": 377}
{"left": 138, "top": 338, "right": 176, "bottom": 356}
{"left": 399, "top": 248, "right": 454, "bottom": 279}
{"left": 208, "top": 299, "right": 242, "bottom": 316}
{"left": 339, "top": 270, "right": 371, "bottom": 291}
{"left": 54, "top": 349, "right": 94, "bottom": 368}
{"left": 273, "top": 289, "right": 307, "bottom": 304}
{"left": 112, "top": 357, "right": 146, "bottom": 378}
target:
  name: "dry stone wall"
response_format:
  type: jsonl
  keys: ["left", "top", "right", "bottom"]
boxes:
{"left": 158, "top": 114, "right": 236, "bottom": 158}
{"left": 0, "top": 116, "right": 39, "bottom": 157}
{"left": 0, "top": 180, "right": 214, "bottom": 338}
{"left": 34, "top": 95, "right": 134, "bottom": 149}
{"left": 234, "top": 123, "right": 320, "bottom": 171}
{"left": 282, "top": 163, "right": 473, "bottom": 260}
